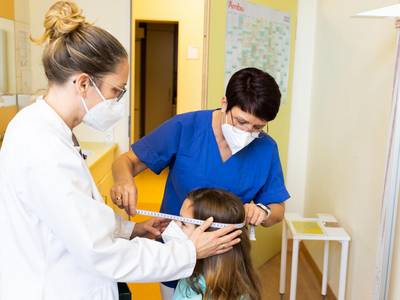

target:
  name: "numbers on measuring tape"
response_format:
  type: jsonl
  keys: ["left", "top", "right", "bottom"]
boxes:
{"left": 135, "top": 209, "right": 256, "bottom": 240}
{"left": 136, "top": 209, "right": 245, "bottom": 229}
{"left": 249, "top": 225, "right": 256, "bottom": 241}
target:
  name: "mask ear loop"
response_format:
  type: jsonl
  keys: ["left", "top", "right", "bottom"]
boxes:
{"left": 72, "top": 78, "right": 90, "bottom": 114}
{"left": 80, "top": 96, "right": 89, "bottom": 114}
{"left": 221, "top": 103, "right": 231, "bottom": 126}
{"left": 89, "top": 78, "right": 107, "bottom": 102}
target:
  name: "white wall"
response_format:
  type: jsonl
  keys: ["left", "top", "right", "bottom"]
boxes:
{"left": 287, "top": 0, "right": 397, "bottom": 298}
{"left": 285, "top": 0, "right": 317, "bottom": 215}
{"left": 14, "top": 0, "right": 30, "bottom": 23}
{"left": 29, "top": 0, "right": 131, "bottom": 152}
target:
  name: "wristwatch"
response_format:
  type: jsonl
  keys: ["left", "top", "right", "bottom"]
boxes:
{"left": 256, "top": 203, "right": 272, "bottom": 219}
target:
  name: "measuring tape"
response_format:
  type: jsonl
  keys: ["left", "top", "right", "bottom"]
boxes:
{"left": 136, "top": 209, "right": 256, "bottom": 240}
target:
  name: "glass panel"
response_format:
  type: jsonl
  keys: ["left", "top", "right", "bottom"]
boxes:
{"left": 0, "top": 16, "right": 17, "bottom": 146}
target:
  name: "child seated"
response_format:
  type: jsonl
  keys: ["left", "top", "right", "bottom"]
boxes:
{"left": 172, "top": 188, "right": 262, "bottom": 300}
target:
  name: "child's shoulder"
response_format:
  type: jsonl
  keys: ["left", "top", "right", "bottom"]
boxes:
{"left": 173, "top": 276, "right": 250, "bottom": 300}
{"left": 173, "top": 277, "right": 205, "bottom": 300}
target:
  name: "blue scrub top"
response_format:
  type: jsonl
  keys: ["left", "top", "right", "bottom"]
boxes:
{"left": 132, "top": 110, "right": 290, "bottom": 216}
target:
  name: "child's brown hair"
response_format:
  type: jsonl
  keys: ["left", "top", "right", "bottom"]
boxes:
{"left": 185, "top": 188, "right": 262, "bottom": 300}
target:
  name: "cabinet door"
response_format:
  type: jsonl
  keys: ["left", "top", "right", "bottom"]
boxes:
{"left": 90, "top": 148, "right": 116, "bottom": 186}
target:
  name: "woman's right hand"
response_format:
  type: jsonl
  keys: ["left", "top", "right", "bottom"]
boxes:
{"left": 110, "top": 179, "right": 138, "bottom": 216}
{"left": 189, "top": 217, "right": 242, "bottom": 259}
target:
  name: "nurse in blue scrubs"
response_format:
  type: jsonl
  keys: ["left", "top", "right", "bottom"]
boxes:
{"left": 111, "top": 67, "right": 290, "bottom": 298}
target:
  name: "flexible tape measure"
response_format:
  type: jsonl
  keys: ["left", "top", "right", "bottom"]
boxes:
{"left": 135, "top": 209, "right": 256, "bottom": 241}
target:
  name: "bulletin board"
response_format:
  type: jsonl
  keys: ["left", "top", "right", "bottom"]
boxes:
{"left": 225, "top": 0, "right": 291, "bottom": 97}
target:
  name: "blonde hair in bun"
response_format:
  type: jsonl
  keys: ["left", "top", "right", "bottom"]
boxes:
{"left": 32, "top": 1, "right": 89, "bottom": 45}
{"left": 31, "top": 1, "right": 127, "bottom": 84}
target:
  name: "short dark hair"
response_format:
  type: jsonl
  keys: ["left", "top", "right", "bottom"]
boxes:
{"left": 225, "top": 67, "right": 281, "bottom": 121}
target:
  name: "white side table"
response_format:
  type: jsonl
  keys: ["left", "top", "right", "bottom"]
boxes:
{"left": 279, "top": 213, "right": 351, "bottom": 300}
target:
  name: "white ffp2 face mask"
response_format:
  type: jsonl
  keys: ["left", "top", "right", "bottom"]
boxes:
{"left": 81, "top": 97, "right": 124, "bottom": 132}
{"left": 80, "top": 80, "right": 125, "bottom": 132}
{"left": 221, "top": 115, "right": 258, "bottom": 155}
{"left": 161, "top": 221, "right": 189, "bottom": 243}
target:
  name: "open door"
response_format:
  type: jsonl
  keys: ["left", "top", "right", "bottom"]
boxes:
{"left": 134, "top": 22, "right": 178, "bottom": 141}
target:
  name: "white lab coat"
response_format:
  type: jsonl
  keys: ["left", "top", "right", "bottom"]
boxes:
{"left": 0, "top": 98, "right": 196, "bottom": 300}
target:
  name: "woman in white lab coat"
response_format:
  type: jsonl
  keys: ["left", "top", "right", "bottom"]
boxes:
{"left": 0, "top": 2, "right": 240, "bottom": 300}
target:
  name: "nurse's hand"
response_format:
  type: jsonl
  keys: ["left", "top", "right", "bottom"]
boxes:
{"left": 131, "top": 218, "right": 171, "bottom": 239}
{"left": 189, "top": 217, "right": 242, "bottom": 259}
{"left": 244, "top": 203, "right": 266, "bottom": 226}
{"left": 111, "top": 179, "right": 138, "bottom": 216}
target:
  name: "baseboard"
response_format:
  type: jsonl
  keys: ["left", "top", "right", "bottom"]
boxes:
{"left": 299, "top": 242, "right": 338, "bottom": 300}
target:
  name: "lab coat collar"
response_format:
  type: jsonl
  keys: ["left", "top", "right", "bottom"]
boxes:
{"left": 35, "top": 96, "right": 74, "bottom": 146}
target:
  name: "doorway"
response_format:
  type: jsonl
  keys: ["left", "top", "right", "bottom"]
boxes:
{"left": 133, "top": 22, "right": 178, "bottom": 141}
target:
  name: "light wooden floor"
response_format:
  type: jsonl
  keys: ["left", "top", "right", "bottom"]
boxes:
{"left": 259, "top": 250, "right": 336, "bottom": 300}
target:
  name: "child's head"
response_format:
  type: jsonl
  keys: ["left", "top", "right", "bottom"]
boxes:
{"left": 178, "top": 188, "right": 245, "bottom": 236}
{"left": 179, "top": 188, "right": 261, "bottom": 300}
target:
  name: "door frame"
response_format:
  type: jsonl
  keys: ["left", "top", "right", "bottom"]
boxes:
{"left": 130, "top": 0, "right": 209, "bottom": 144}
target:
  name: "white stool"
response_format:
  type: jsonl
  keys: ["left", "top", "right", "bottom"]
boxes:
{"left": 279, "top": 213, "right": 351, "bottom": 300}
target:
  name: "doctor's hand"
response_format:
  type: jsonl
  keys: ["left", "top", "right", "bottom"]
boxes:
{"left": 131, "top": 218, "right": 171, "bottom": 240}
{"left": 111, "top": 179, "right": 138, "bottom": 216}
{"left": 189, "top": 217, "right": 242, "bottom": 259}
{"left": 244, "top": 203, "right": 266, "bottom": 226}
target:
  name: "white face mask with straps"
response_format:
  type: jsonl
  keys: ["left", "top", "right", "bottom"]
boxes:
{"left": 161, "top": 221, "right": 189, "bottom": 243}
{"left": 80, "top": 79, "right": 125, "bottom": 132}
{"left": 221, "top": 112, "right": 259, "bottom": 155}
